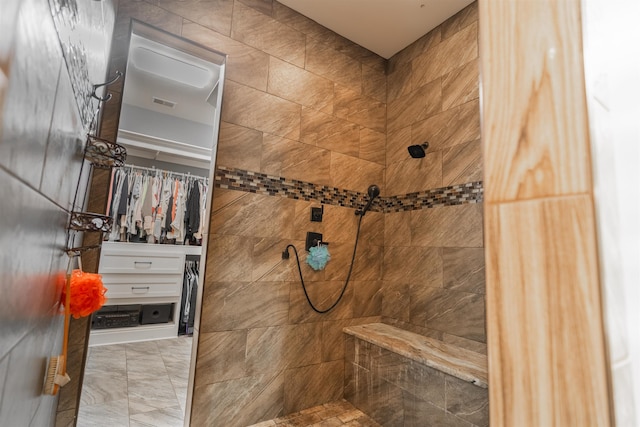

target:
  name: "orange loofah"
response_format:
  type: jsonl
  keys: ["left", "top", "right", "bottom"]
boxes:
{"left": 61, "top": 270, "right": 108, "bottom": 319}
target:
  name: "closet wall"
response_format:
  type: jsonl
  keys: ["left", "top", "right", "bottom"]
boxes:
{"left": 0, "top": 0, "right": 114, "bottom": 426}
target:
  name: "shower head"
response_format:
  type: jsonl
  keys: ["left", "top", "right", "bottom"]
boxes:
{"left": 408, "top": 142, "right": 429, "bottom": 158}
{"left": 357, "top": 184, "right": 380, "bottom": 216}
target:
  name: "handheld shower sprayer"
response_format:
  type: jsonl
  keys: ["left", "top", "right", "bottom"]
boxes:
{"left": 357, "top": 184, "right": 380, "bottom": 216}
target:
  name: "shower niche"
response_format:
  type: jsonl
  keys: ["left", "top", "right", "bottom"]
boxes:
{"left": 89, "top": 20, "right": 226, "bottom": 345}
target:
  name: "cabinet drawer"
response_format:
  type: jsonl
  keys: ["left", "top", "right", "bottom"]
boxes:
{"left": 100, "top": 253, "right": 184, "bottom": 275}
{"left": 103, "top": 275, "right": 182, "bottom": 299}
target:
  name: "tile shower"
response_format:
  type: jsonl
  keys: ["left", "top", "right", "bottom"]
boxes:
{"left": 1, "top": 0, "right": 484, "bottom": 424}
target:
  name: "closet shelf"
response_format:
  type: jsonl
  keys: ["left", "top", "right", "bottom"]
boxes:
{"left": 85, "top": 135, "right": 127, "bottom": 168}
{"left": 68, "top": 212, "right": 113, "bottom": 233}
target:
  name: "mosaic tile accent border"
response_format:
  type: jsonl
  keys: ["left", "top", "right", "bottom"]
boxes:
{"left": 214, "top": 166, "right": 483, "bottom": 213}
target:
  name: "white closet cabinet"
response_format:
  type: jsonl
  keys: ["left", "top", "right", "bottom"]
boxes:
{"left": 89, "top": 241, "right": 201, "bottom": 346}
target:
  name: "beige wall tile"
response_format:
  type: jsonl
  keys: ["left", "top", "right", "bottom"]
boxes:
{"left": 261, "top": 133, "right": 331, "bottom": 185}
{"left": 289, "top": 281, "right": 354, "bottom": 323}
{"left": 329, "top": 151, "right": 385, "bottom": 194}
{"left": 359, "top": 210, "right": 385, "bottom": 246}
{"left": 300, "top": 108, "right": 360, "bottom": 157}
{"left": 305, "top": 38, "right": 362, "bottom": 93}
{"left": 388, "top": 27, "right": 441, "bottom": 73}
{"left": 272, "top": 1, "right": 341, "bottom": 48}
{"left": 320, "top": 317, "right": 381, "bottom": 363}
{"left": 411, "top": 99, "right": 480, "bottom": 151}
{"left": 384, "top": 246, "right": 441, "bottom": 288}
{"left": 445, "top": 375, "right": 489, "bottom": 426}
{"left": 334, "top": 85, "right": 386, "bottom": 133}
{"left": 245, "top": 323, "right": 323, "bottom": 375}
{"left": 442, "top": 139, "right": 482, "bottom": 186}
{"left": 322, "top": 204, "right": 358, "bottom": 244}
{"left": 252, "top": 237, "right": 297, "bottom": 282}
{"left": 192, "top": 371, "right": 284, "bottom": 426}
{"left": 362, "top": 64, "right": 386, "bottom": 103}
{"left": 200, "top": 281, "right": 290, "bottom": 331}
{"left": 211, "top": 188, "right": 248, "bottom": 213}
{"left": 353, "top": 244, "right": 383, "bottom": 281}
{"left": 359, "top": 127, "right": 386, "bottom": 165}
{"left": 231, "top": 1, "right": 305, "bottom": 67}
{"left": 267, "top": 57, "right": 334, "bottom": 113}
{"left": 115, "top": 1, "right": 183, "bottom": 36}
{"left": 442, "top": 59, "right": 479, "bottom": 110}
{"left": 182, "top": 20, "right": 270, "bottom": 91}
{"left": 411, "top": 22, "right": 478, "bottom": 90}
{"left": 155, "top": 0, "right": 233, "bottom": 36}
{"left": 385, "top": 150, "right": 443, "bottom": 195}
{"left": 387, "top": 78, "right": 441, "bottom": 133}
{"left": 441, "top": 1, "right": 478, "bottom": 40}
{"left": 352, "top": 281, "right": 383, "bottom": 318}
{"left": 209, "top": 191, "right": 296, "bottom": 238}
{"left": 222, "top": 80, "right": 301, "bottom": 140}
{"left": 387, "top": 65, "right": 412, "bottom": 104}
{"left": 283, "top": 361, "right": 344, "bottom": 413}
{"left": 410, "top": 286, "right": 486, "bottom": 342}
{"left": 216, "top": 121, "right": 263, "bottom": 171}
{"left": 443, "top": 247, "right": 485, "bottom": 294}
{"left": 237, "top": 0, "right": 274, "bottom": 16}
{"left": 195, "top": 330, "right": 248, "bottom": 385}
{"left": 384, "top": 211, "right": 412, "bottom": 247}
{"left": 410, "top": 204, "right": 483, "bottom": 248}
{"left": 382, "top": 281, "right": 411, "bottom": 322}
{"left": 205, "top": 234, "right": 254, "bottom": 281}
{"left": 386, "top": 126, "right": 412, "bottom": 166}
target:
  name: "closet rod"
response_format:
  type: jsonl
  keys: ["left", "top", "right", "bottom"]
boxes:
{"left": 122, "top": 164, "right": 209, "bottom": 181}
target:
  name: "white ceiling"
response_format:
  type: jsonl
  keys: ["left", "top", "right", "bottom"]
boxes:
{"left": 278, "top": 0, "right": 475, "bottom": 59}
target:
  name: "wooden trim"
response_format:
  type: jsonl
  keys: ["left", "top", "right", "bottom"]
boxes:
{"left": 479, "top": 0, "right": 612, "bottom": 425}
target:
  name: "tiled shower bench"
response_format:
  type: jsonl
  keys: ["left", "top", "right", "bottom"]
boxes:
{"left": 343, "top": 323, "right": 489, "bottom": 427}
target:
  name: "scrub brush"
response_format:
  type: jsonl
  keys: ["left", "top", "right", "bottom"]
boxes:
{"left": 43, "top": 260, "right": 73, "bottom": 395}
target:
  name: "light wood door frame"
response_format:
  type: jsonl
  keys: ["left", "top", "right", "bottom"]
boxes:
{"left": 478, "top": 0, "right": 613, "bottom": 425}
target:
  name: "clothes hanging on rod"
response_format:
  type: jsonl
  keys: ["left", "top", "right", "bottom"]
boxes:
{"left": 105, "top": 165, "right": 208, "bottom": 245}
{"left": 179, "top": 259, "right": 199, "bottom": 336}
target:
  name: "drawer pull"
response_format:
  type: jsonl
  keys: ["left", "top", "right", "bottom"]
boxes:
{"left": 134, "top": 261, "right": 153, "bottom": 269}
{"left": 131, "top": 286, "right": 150, "bottom": 294}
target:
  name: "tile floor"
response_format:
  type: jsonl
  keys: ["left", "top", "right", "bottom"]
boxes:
{"left": 78, "top": 338, "right": 378, "bottom": 427}
{"left": 248, "top": 400, "right": 381, "bottom": 427}
{"left": 77, "top": 336, "right": 192, "bottom": 427}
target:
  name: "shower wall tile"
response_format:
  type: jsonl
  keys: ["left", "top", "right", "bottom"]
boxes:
{"left": 211, "top": 187, "right": 248, "bottom": 213}
{"left": 383, "top": 246, "right": 441, "bottom": 287}
{"left": 267, "top": 57, "right": 334, "bottom": 114}
{"left": 445, "top": 375, "right": 489, "bottom": 426}
{"left": 209, "top": 190, "right": 296, "bottom": 238}
{"left": 353, "top": 245, "right": 383, "bottom": 282}
{"left": 443, "top": 248, "right": 485, "bottom": 294}
{"left": 216, "top": 121, "right": 263, "bottom": 172}
{"left": 330, "top": 152, "right": 385, "bottom": 194}
{"left": 289, "top": 281, "right": 354, "bottom": 324}
{"left": 40, "top": 66, "right": 85, "bottom": 211}
{"left": 411, "top": 22, "right": 478, "bottom": 90}
{"left": 362, "top": 64, "right": 387, "bottom": 103}
{"left": 305, "top": 38, "right": 362, "bottom": 94}
{"left": 251, "top": 237, "right": 297, "bottom": 282}
{"left": 387, "top": 78, "right": 441, "bottom": 133}
{"left": 383, "top": 210, "right": 412, "bottom": 247}
{"left": 387, "top": 27, "right": 441, "bottom": 73}
{"left": 410, "top": 203, "right": 483, "bottom": 248}
{"left": 182, "top": 20, "right": 270, "bottom": 91}
{"left": 382, "top": 281, "right": 411, "bottom": 323}
{"left": 359, "top": 128, "right": 386, "bottom": 165}
{"left": 334, "top": 85, "right": 386, "bottom": 133}
{"left": 231, "top": 1, "right": 305, "bottom": 67}
{"left": 387, "top": 65, "right": 413, "bottom": 103}
{"left": 0, "top": 0, "right": 61, "bottom": 189}
{"left": 352, "top": 281, "right": 383, "bottom": 318}
{"left": 300, "top": 108, "right": 360, "bottom": 157}
{"left": 195, "top": 330, "right": 248, "bottom": 384}
{"left": 245, "top": 323, "right": 323, "bottom": 375}
{"left": 261, "top": 133, "right": 332, "bottom": 186}
{"left": 443, "top": 139, "right": 483, "bottom": 186}
{"left": 442, "top": 334, "right": 487, "bottom": 355}
{"left": 222, "top": 80, "right": 301, "bottom": 140}
{"left": 411, "top": 99, "right": 480, "bottom": 152}
{"left": 410, "top": 287, "right": 486, "bottom": 342}
{"left": 442, "top": 59, "right": 479, "bottom": 110}
{"left": 154, "top": 0, "right": 233, "bottom": 36}
{"left": 192, "top": 371, "right": 285, "bottom": 426}
{"left": 238, "top": 0, "right": 274, "bottom": 17}
{"left": 322, "top": 204, "right": 358, "bottom": 244}
{"left": 200, "top": 281, "right": 290, "bottom": 332}
{"left": 441, "top": 1, "right": 479, "bottom": 40}
{"left": 114, "top": 0, "right": 183, "bottom": 36}
{"left": 283, "top": 360, "right": 344, "bottom": 414}
{"left": 205, "top": 234, "right": 254, "bottom": 281}
{"left": 385, "top": 151, "right": 443, "bottom": 195}
{"left": 385, "top": 126, "right": 412, "bottom": 167}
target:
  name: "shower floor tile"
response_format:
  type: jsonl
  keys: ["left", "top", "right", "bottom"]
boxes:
{"left": 247, "top": 399, "right": 382, "bottom": 427}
